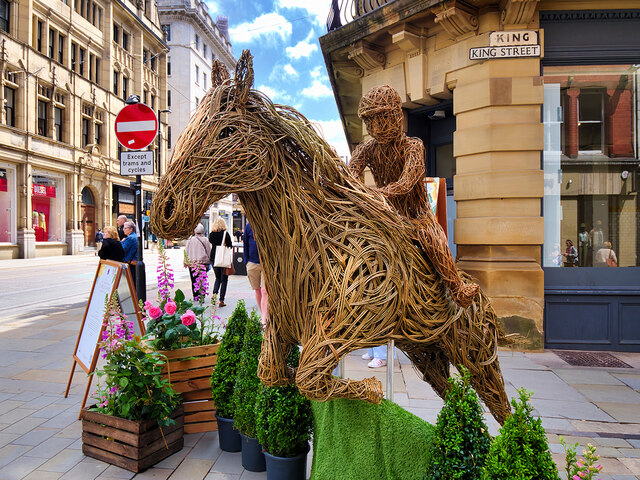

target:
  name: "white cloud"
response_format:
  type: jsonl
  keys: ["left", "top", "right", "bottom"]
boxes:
{"left": 276, "top": 0, "right": 331, "bottom": 27}
{"left": 229, "top": 13, "right": 292, "bottom": 44}
{"left": 285, "top": 40, "right": 318, "bottom": 59}
{"left": 284, "top": 64, "right": 298, "bottom": 77}
{"left": 204, "top": 1, "right": 219, "bottom": 15}
{"left": 301, "top": 80, "right": 333, "bottom": 99}
{"left": 256, "top": 84, "right": 291, "bottom": 103}
{"left": 310, "top": 66, "right": 324, "bottom": 79}
{"left": 311, "top": 119, "right": 350, "bottom": 159}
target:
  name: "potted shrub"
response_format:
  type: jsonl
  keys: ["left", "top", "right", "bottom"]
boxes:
{"left": 426, "top": 366, "right": 491, "bottom": 479}
{"left": 210, "top": 300, "right": 249, "bottom": 452}
{"left": 232, "top": 309, "right": 265, "bottom": 472}
{"left": 83, "top": 292, "right": 183, "bottom": 473}
{"left": 143, "top": 243, "right": 222, "bottom": 434}
{"left": 256, "top": 347, "right": 312, "bottom": 480}
{"left": 482, "top": 389, "right": 560, "bottom": 480}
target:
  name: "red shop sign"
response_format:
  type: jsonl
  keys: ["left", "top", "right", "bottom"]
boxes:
{"left": 33, "top": 184, "right": 56, "bottom": 198}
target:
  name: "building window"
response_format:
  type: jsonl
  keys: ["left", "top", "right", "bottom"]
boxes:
{"left": 81, "top": 117, "right": 89, "bottom": 147}
{"left": 150, "top": 54, "right": 156, "bottom": 72}
{"left": 543, "top": 64, "right": 640, "bottom": 268}
{"left": 167, "top": 126, "right": 171, "bottom": 149}
{"left": 113, "top": 23, "right": 119, "bottom": 43}
{"left": 93, "top": 57, "right": 99, "bottom": 84}
{"left": 95, "top": 122, "right": 102, "bottom": 145}
{"left": 167, "top": 56, "right": 171, "bottom": 76}
{"left": 203, "top": 72, "right": 207, "bottom": 89}
{"left": 54, "top": 107, "right": 63, "bottom": 141}
{"left": 151, "top": 94, "right": 155, "bottom": 110}
{"left": 211, "top": 52, "right": 215, "bottom": 63}
{"left": 36, "top": 20, "right": 43, "bottom": 52}
{"left": 71, "top": 42, "right": 77, "bottom": 71}
{"left": 58, "top": 35, "right": 64, "bottom": 63}
{"left": 79, "top": 47, "right": 85, "bottom": 76}
{"left": 143, "top": 89, "right": 148, "bottom": 105}
{"left": 122, "top": 76, "right": 128, "bottom": 100}
{"left": 31, "top": 172, "right": 65, "bottom": 242}
{"left": 162, "top": 24, "right": 171, "bottom": 41}
{"left": 48, "top": 28, "right": 55, "bottom": 59}
{"left": 167, "top": 90, "right": 171, "bottom": 107}
{"left": 122, "top": 31, "right": 129, "bottom": 51}
{"left": 195, "top": 97, "right": 199, "bottom": 106}
{"left": 203, "top": 44, "right": 207, "bottom": 57}
{"left": 0, "top": 165, "right": 16, "bottom": 243}
{"left": 4, "top": 86, "right": 15, "bottom": 127}
{"left": 113, "top": 70, "right": 118, "bottom": 95}
{"left": 195, "top": 65, "right": 199, "bottom": 83}
{"left": 0, "top": 0, "right": 9, "bottom": 33}
{"left": 195, "top": 34, "right": 200, "bottom": 50}
{"left": 37, "top": 100, "right": 47, "bottom": 136}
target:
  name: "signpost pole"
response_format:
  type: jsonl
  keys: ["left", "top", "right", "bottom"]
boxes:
{"left": 135, "top": 173, "right": 146, "bottom": 303}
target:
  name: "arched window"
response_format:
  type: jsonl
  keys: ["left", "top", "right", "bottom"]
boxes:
{"left": 81, "top": 186, "right": 94, "bottom": 205}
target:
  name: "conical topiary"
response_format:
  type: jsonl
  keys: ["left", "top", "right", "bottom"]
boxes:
{"left": 482, "top": 389, "right": 559, "bottom": 480}
{"left": 231, "top": 309, "right": 263, "bottom": 438}
{"left": 426, "top": 366, "right": 491, "bottom": 480}
{"left": 210, "top": 300, "right": 249, "bottom": 419}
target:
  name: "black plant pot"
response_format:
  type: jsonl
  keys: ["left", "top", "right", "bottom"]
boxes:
{"left": 240, "top": 433, "right": 266, "bottom": 472}
{"left": 264, "top": 444, "right": 310, "bottom": 480}
{"left": 215, "top": 413, "right": 241, "bottom": 453}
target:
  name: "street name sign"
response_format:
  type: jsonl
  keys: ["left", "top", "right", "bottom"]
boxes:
{"left": 115, "top": 103, "right": 158, "bottom": 150}
{"left": 489, "top": 30, "right": 538, "bottom": 46}
{"left": 120, "top": 150, "right": 154, "bottom": 176}
{"left": 469, "top": 44, "right": 541, "bottom": 60}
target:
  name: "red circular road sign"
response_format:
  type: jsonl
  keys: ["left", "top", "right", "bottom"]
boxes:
{"left": 115, "top": 103, "right": 158, "bottom": 150}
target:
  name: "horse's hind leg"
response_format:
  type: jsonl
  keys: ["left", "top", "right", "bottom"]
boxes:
{"left": 295, "top": 340, "right": 383, "bottom": 404}
{"left": 258, "top": 324, "right": 295, "bottom": 387}
{"left": 401, "top": 345, "right": 451, "bottom": 400}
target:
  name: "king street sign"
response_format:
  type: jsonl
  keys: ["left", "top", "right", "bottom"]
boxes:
{"left": 469, "top": 44, "right": 540, "bottom": 60}
{"left": 120, "top": 151, "right": 154, "bottom": 176}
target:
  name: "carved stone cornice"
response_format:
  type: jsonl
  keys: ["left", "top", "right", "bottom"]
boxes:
{"left": 390, "top": 24, "right": 423, "bottom": 53}
{"left": 433, "top": 0, "right": 478, "bottom": 38}
{"left": 332, "top": 61, "right": 365, "bottom": 81}
{"left": 500, "top": 0, "right": 540, "bottom": 26}
{"left": 347, "top": 40, "right": 385, "bottom": 71}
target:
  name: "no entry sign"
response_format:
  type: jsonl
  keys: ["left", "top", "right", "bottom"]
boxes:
{"left": 115, "top": 103, "right": 158, "bottom": 150}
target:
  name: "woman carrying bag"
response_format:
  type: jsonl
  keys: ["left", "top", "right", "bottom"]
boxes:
{"left": 185, "top": 223, "right": 212, "bottom": 300}
{"left": 209, "top": 217, "right": 234, "bottom": 307}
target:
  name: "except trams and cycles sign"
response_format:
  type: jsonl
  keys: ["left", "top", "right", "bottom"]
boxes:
{"left": 120, "top": 151, "right": 154, "bottom": 176}
{"left": 469, "top": 44, "right": 540, "bottom": 60}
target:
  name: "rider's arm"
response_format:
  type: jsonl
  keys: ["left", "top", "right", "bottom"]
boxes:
{"left": 379, "top": 139, "right": 424, "bottom": 198}
{"left": 348, "top": 143, "right": 368, "bottom": 181}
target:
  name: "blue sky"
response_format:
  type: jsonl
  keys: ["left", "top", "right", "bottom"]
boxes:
{"left": 205, "top": 0, "right": 350, "bottom": 158}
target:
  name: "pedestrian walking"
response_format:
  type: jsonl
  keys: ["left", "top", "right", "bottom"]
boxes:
{"left": 97, "top": 226, "right": 124, "bottom": 262}
{"left": 208, "top": 217, "right": 233, "bottom": 307}
{"left": 243, "top": 221, "right": 267, "bottom": 325}
{"left": 116, "top": 215, "right": 128, "bottom": 240}
{"left": 94, "top": 228, "right": 103, "bottom": 251}
{"left": 185, "top": 223, "right": 212, "bottom": 301}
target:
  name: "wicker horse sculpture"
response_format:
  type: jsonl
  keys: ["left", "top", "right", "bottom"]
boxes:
{"left": 151, "top": 51, "right": 511, "bottom": 424}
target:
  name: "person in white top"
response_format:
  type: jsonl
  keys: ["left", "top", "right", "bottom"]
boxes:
{"left": 185, "top": 223, "right": 212, "bottom": 300}
{"left": 594, "top": 241, "right": 618, "bottom": 267}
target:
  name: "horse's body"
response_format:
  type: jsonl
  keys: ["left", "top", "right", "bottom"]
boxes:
{"left": 151, "top": 52, "right": 511, "bottom": 423}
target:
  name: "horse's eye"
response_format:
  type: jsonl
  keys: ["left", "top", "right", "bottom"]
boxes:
{"left": 218, "top": 127, "right": 236, "bottom": 139}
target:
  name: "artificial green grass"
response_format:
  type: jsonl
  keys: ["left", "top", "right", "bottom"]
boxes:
{"left": 310, "top": 398, "right": 434, "bottom": 480}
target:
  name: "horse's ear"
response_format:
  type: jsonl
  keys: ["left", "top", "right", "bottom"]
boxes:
{"left": 211, "top": 60, "right": 230, "bottom": 88}
{"left": 232, "top": 50, "right": 254, "bottom": 106}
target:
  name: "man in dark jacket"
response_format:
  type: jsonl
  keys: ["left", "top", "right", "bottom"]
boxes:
{"left": 244, "top": 222, "right": 267, "bottom": 325}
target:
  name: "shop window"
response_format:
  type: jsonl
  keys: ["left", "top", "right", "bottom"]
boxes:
{"left": 4, "top": 86, "right": 15, "bottom": 127}
{"left": 31, "top": 173, "right": 64, "bottom": 242}
{"left": 0, "top": 166, "right": 15, "bottom": 243}
{"left": 0, "top": 0, "right": 9, "bottom": 34}
{"left": 37, "top": 100, "right": 48, "bottom": 136}
{"left": 543, "top": 65, "right": 639, "bottom": 268}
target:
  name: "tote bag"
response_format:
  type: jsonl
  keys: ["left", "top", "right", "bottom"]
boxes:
{"left": 214, "top": 231, "right": 233, "bottom": 268}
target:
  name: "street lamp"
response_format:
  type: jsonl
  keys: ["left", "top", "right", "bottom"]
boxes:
{"left": 157, "top": 109, "right": 171, "bottom": 182}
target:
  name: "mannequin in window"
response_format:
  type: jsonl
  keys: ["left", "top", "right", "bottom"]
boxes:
{"left": 39, "top": 211, "right": 46, "bottom": 233}
{"left": 32, "top": 210, "right": 39, "bottom": 229}
{"left": 578, "top": 223, "right": 590, "bottom": 267}
{"left": 590, "top": 220, "right": 604, "bottom": 264}
{"left": 349, "top": 85, "right": 479, "bottom": 308}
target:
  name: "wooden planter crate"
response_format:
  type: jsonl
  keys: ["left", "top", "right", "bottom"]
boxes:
{"left": 159, "top": 343, "right": 220, "bottom": 434}
{"left": 81, "top": 405, "right": 184, "bottom": 473}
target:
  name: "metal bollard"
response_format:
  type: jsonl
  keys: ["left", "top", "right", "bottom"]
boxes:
{"left": 385, "top": 340, "right": 394, "bottom": 401}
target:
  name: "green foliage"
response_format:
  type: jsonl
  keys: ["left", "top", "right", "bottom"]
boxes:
{"left": 210, "top": 300, "right": 249, "bottom": 418}
{"left": 426, "top": 367, "right": 491, "bottom": 480}
{"left": 231, "top": 309, "right": 263, "bottom": 438}
{"left": 143, "top": 289, "right": 221, "bottom": 351}
{"left": 91, "top": 293, "right": 179, "bottom": 427}
{"left": 482, "top": 389, "right": 560, "bottom": 480}
{"left": 256, "top": 347, "right": 312, "bottom": 458}
{"left": 560, "top": 438, "right": 603, "bottom": 480}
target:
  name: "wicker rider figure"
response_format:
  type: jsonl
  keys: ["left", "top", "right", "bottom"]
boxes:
{"left": 349, "top": 85, "right": 479, "bottom": 308}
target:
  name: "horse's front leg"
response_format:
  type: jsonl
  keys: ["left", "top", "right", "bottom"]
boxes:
{"left": 295, "top": 338, "right": 383, "bottom": 404}
{"left": 258, "top": 323, "right": 295, "bottom": 387}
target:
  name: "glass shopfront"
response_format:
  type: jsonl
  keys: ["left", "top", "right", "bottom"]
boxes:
{"left": 543, "top": 65, "right": 639, "bottom": 269}
{"left": 0, "top": 165, "right": 16, "bottom": 243}
{"left": 31, "top": 172, "right": 65, "bottom": 242}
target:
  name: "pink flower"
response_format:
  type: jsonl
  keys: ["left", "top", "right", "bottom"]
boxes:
{"left": 181, "top": 310, "right": 196, "bottom": 326}
{"left": 164, "top": 300, "right": 177, "bottom": 315}
{"left": 148, "top": 306, "right": 163, "bottom": 319}
{"left": 144, "top": 301, "right": 153, "bottom": 310}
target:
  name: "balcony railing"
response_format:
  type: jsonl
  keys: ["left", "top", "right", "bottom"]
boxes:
{"left": 326, "top": 0, "right": 391, "bottom": 32}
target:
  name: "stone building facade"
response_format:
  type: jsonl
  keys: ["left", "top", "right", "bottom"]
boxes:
{"left": 0, "top": 0, "right": 168, "bottom": 259}
{"left": 320, "top": 0, "right": 640, "bottom": 351}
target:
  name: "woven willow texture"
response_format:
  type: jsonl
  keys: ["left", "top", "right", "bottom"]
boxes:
{"left": 351, "top": 85, "right": 479, "bottom": 308}
{"left": 150, "top": 51, "right": 511, "bottom": 424}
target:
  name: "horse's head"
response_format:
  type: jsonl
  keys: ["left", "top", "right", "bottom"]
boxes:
{"left": 151, "top": 50, "right": 279, "bottom": 238}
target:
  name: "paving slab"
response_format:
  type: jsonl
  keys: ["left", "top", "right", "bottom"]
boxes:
{"left": 502, "top": 368, "right": 587, "bottom": 402}
{"left": 593, "top": 402, "right": 640, "bottom": 423}
{"left": 614, "top": 373, "right": 640, "bottom": 391}
{"left": 573, "top": 385, "right": 640, "bottom": 404}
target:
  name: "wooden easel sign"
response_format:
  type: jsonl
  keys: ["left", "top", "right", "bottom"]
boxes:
{"left": 64, "top": 260, "right": 145, "bottom": 417}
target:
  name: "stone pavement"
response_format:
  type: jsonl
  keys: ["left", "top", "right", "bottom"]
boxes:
{"left": 0, "top": 255, "right": 638, "bottom": 479}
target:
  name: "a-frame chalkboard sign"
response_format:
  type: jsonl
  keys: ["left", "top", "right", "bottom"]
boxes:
{"left": 64, "top": 260, "right": 145, "bottom": 417}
